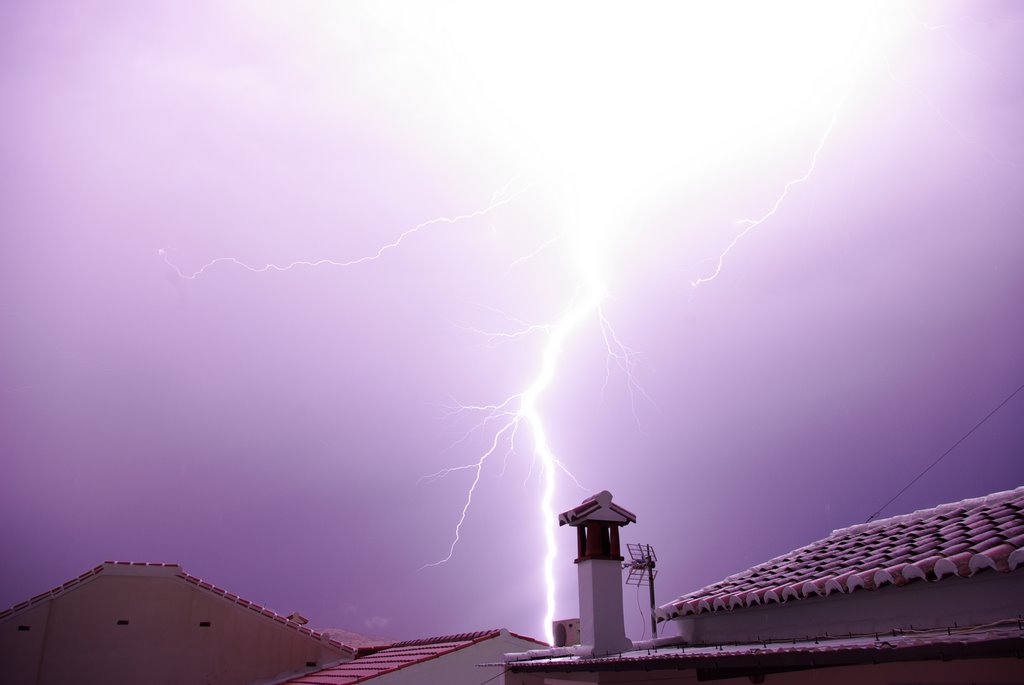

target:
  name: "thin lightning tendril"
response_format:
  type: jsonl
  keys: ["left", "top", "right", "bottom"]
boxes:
{"left": 505, "top": 235, "right": 561, "bottom": 276}
{"left": 419, "top": 420, "right": 518, "bottom": 570}
{"left": 158, "top": 183, "right": 533, "bottom": 279}
{"left": 691, "top": 104, "right": 843, "bottom": 288}
{"left": 882, "top": 56, "right": 1023, "bottom": 169}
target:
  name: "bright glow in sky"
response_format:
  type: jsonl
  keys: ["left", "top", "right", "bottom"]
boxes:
{"left": 1, "top": 0, "right": 1022, "bottom": 646}
{"left": 313, "top": 2, "right": 906, "bottom": 642}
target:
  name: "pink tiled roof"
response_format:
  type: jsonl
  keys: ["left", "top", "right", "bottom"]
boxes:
{"left": 657, "top": 487, "right": 1024, "bottom": 621}
{"left": 0, "top": 561, "right": 351, "bottom": 655}
{"left": 505, "top": 625, "right": 1024, "bottom": 673}
{"left": 286, "top": 629, "right": 546, "bottom": 684}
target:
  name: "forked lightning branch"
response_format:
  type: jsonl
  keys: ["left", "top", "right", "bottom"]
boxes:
{"left": 160, "top": 3, "right": 935, "bottom": 643}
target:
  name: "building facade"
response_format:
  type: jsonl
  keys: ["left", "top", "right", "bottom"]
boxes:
{"left": 0, "top": 561, "right": 352, "bottom": 685}
{"left": 502, "top": 488, "right": 1024, "bottom": 684}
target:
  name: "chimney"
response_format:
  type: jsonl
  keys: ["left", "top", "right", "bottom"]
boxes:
{"left": 558, "top": 490, "right": 636, "bottom": 656}
{"left": 551, "top": 618, "right": 580, "bottom": 647}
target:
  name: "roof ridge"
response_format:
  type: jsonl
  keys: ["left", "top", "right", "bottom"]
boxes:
{"left": 386, "top": 629, "right": 502, "bottom": 648}
{"left": 0, "top": 563, "right": 107, "bottom": 620}
{"left": 175, "top": 568, "right": 351, "bottom": 652}
{"left": 833, "top": 485, "right": 1024, "bottom": 537}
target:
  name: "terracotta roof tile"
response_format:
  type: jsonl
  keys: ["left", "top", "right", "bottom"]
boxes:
{"left": 657, "top": 487, "right": 1024, "bottom": 622}
{"left": 505, "top": 625, "right": 1024, "bottom": 673}
{"left": 285, "top": 629, "right": 545, "bottom": 684}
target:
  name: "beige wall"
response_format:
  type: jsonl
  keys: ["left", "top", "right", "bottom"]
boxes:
{"left": 0, "top": 569, "right": 348, "bottom": 685}
{"left": 502, "top": 657, "right": 1024, "bottom": 684}
{"left": 1, "top": 601, "right": 49, "bottom": 684}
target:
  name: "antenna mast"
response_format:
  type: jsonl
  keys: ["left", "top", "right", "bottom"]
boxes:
{"left": 624, "top": 543, "right": 658, "bottom": 638}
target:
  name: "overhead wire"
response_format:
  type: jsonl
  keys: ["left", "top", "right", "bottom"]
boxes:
{"left": 866, "top": 380, "right": 1024, "bottom": 522}
{"left": 636, "top": 582, "right": 647, "bottom": 641}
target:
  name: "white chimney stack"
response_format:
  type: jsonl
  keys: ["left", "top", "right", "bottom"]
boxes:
{"left": 558, "top": 490, "right": 636, "bottom": 656}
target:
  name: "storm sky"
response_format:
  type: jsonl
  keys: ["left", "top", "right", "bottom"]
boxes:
{"left": 2, "top": 1, "right": 1022, "bottom": 642}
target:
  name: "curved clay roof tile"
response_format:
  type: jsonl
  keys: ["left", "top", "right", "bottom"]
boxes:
{"left": 656, "top": 487, "right": 1024, "bottom": 619}
{"left": 1008, "top": 548, "right": 1024, "bottom": 571}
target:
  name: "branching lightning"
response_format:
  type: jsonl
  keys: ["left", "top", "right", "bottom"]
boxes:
{"left": 421, "top": 269, "right": 650, "bottom": 644}
{"left": 161, "top": 179, "right": 647, "bottom": 644}
{"left": 163, "top": 106, "right": 861, "bottom": 646}
{"left": 159, "top": 2, "right": 928, "bottom": 646}
{"left": 164, "top": 191, "right": 649, "bottom": 646}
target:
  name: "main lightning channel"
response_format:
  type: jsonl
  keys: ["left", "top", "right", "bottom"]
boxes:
{"left": 423, "top": 273, "right": 646, "bottom": 645}
{"left": 525, "top": 281, "right": 610, "bottom": 642}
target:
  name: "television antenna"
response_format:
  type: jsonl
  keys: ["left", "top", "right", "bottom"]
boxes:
{"left": 624, "top": 543, "right": 658, "bottom": 638}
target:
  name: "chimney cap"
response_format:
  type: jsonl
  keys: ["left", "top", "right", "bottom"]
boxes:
{"left": 558, "top": 490, "right": 637, "bottom": 527}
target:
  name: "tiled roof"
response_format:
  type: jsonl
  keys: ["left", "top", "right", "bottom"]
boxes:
{"left": 657, "top": 487, "right": 1024, "bottom": 621}
{"left": 0, "top": 561, "right": 350, "bottom": 654}
{"left": 504, "top": 624, "right": 1024, "bottom": 673}
{"left": 286, "top": 629, "right": 546, "bottom": 684}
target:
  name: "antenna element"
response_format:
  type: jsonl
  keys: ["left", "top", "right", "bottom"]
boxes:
{"left": 624, "top": 543, "right": 658, "bottom": 638}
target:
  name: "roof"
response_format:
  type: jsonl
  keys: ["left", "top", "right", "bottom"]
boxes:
{"left": 657, "top": 486, "right": 1024, "bottom": 621}
{"left": 285, "top": 629, "right": 546, "bottom": 684}
{"left": 503, "top": 623, "right": 1024, "bottom": 675}
{"left": 320, "top": 627, "right": 392, "bottom": 649}
{"left": 559, "top": 490, "right": 637, "bottom": 527}
{"left": 0, "top": 561, "right": 351, "bottom": 655}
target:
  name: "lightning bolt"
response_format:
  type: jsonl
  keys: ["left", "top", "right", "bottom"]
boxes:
{"left": 162, "top": 179, "right": 646, "bottom": 645}
{"left": 691, "top": 104, "right": 843, "bottom": 289}
{"left": 158, "top": 183, "right": 532, "bottom": 280}
{"left": 162, "top": 102, "right": 851, "bottom": 645}
{"left": 158, "top": 4, "right": 936, "bottom": 646}
{"left": 422, "top": 267, "right": 648, "bottom": 645}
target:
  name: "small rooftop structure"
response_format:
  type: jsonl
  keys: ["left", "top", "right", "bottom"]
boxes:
{"left": 558, "top": 491, "right": 637, "bottom": 656}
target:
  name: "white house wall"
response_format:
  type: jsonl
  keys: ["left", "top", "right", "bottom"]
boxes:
{"left": 669, "top": 571, "right": 1024, "bottom": 644}
{"left": 502, "top": 657, "right": 1024, "bottom": 684}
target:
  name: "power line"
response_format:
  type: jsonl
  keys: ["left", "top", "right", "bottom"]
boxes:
{"left": 866, "top": 380, "right": 1024, "bottom": 523}
{"left": 635, "top": 582, "right": 646, "bottom": 641}
{"left": 477, "top": 667, "right": 508, "bottom": 685}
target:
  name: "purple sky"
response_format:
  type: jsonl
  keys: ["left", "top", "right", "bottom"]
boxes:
{"left": 2, "top": 1, "right": 1022, "bottom": 643}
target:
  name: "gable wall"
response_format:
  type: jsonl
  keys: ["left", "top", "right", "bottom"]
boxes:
{"left": 0, "top": 601, "right": 50, "bottom": 684}
{"left": 0, "top": 573, "right": 348, "bottom": 685}
{"left": 366, "top": 634, "right": 544, "bottom": 685}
